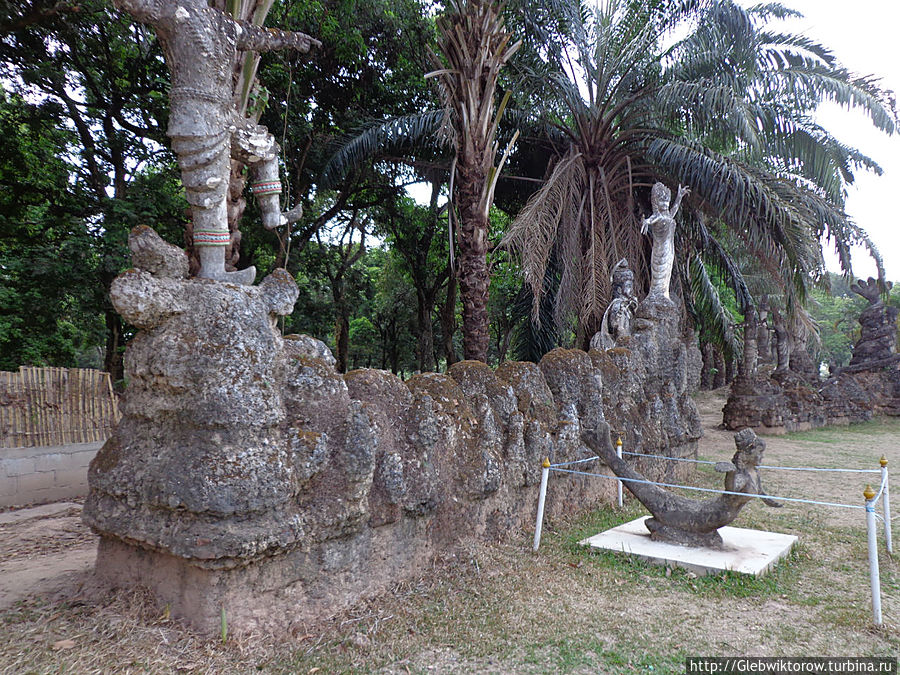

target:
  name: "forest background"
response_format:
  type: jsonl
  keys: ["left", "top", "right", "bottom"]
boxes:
{"left": 1, "top": 0, "right": 898, "bottom": 386}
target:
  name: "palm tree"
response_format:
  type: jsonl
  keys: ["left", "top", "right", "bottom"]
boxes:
{"left": 502, "top": 0, "right": 896, "bottom": 349}
{"left": 426, "top": 0, "right": 521, "bottom": 361}
{"left": 321, "top": 0, "right": 520, "bottom": 363}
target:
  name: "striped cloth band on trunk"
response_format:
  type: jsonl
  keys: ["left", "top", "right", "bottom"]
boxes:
{"left": 250, "top": 180, "right": 282, "bottom": 196}
{"left": 193, "top": 229, "right": 231, "bottom": 246}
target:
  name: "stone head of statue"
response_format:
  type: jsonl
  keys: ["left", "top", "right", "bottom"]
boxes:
{"left": 732, "top": 427, "right": 765, "bottom": 470}
{"left": 650, "top": 182, "right": 671, "bottom": 213}
{"left": 611, "top": 262, "right": 635, "bottom": 299}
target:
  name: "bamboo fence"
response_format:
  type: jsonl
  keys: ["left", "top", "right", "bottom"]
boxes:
{"left": 0, "top": 367, "right": 120, "bottom": 448}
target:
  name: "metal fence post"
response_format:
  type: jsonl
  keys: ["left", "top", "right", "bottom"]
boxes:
{"left": 616, "top": 436, "right": 624, "bottom": 508}
{"left": 880, "top": 456, "right": 892, "bottom": 555}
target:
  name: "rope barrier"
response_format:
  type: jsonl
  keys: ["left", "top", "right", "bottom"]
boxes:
{"left": 548, "top": 466, "right": 867, "bottom": 510}
{"left": 758, "top": 465, "right": 880, "bottom": 474}
{"left": 871, "top": 473, "right": 888, "bottom": 505}
{"left": 550, "top": 456, "right": 601, "bottom": 468}
{"left": 617, "top": 449, "right": 880, "bottom": 473}
{"left": 620, "top": 450, "right": 717, "bottom": 465}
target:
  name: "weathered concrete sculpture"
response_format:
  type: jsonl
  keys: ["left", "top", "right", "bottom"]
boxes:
{"left": 849, "top": 277, "right": 899, "bottom": 367}
{"left": 113, "top": 0, "right": 320, "bottom": 284}
{"left": 756, "top": 297, "right": 773, "bottom": 365}
{"left": 641, "top": 182, "right": 689, "bottom": 301}
{"left": 584, "top": 423, "right": 780, "bottom": 548}
{"left": 83, "top": 225, "right": 704, "bottom": 635}
{"left": 772, "top": 311, "right": 791, "bottom": 374}
{"left": 590, "top": 259, "right": 638, "bottom": 350}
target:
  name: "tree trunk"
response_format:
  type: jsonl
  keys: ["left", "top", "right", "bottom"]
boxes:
{"left": 724, "top": 355, "right": 736, "bottom": 384}
{"left": 334, "top": 313, "right": 350, "bottom": 374}
{"left": 416, "top": 287, "right": 436, "bottom": 372}
{"left": 441, "top": 269, "right": 459, "bottom": 368}
{"left": 712, "top": 348, "right": 726, "bottom": 389}
{"left": 740, "top": 310, "right": 758, "bottom": 378}
{"left": 104, "top": 309, "right": 124, "bottom": 384}
{"left": 455, "top": 164, "right": 490, "bottom": 362}
{"left": 700, "top": 342, "right": 714, "bottom": 390}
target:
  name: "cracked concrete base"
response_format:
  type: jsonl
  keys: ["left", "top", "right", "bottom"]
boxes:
{"left": 580, "top": 515, "right": 797, "bottom": 576}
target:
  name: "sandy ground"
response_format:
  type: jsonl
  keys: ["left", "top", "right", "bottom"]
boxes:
{"left": 0, "top": 387, "right": 895, "bottom": 623}
{"left": 0, "top": 501, "right": 97, "bottom": 610}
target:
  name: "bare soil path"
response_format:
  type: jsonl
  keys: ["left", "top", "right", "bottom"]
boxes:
{"left": 0, "top": 501, "right": 96, "bottom": 611}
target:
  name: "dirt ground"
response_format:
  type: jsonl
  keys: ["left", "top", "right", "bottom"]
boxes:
{"left": 1, "top": 389, "right": 898, "bottom": 673}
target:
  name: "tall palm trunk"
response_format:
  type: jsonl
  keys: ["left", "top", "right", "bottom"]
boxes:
{"left": 456, "top": 163, "right": 491, "bottom": 360}
{"left": 428, "top": 0, "right": 520, "bottom": 362}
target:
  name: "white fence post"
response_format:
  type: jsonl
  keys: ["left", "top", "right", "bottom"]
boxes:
{"left": 533, "top": 457, "right": 551, "bottom": 552}
{"left": 616, "top": 436, "right": 624, "bottom": 508}
{"left": 880, "top": 456, "right": 892, "bottom": 555}
{"left": 865, "top": 484, "right": 883, "bottom": 626}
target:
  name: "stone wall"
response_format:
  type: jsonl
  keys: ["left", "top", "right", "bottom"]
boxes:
{"left": 82, "top": 227, "right": 702, "bottom": 635}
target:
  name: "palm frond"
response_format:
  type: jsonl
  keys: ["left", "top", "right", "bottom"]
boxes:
{"left": 685, "top": 253, "right": 741, "bottom": 359}
{"left": 320, "top": 111, "right": 447, "bottom": 189}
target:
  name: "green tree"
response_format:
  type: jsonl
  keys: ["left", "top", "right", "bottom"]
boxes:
{"left": 0, "top": 0, "right": 179, "bottom": 377}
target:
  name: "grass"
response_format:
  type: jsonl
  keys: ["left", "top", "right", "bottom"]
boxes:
{"left": 781, "top": 417, "right": 900, "bottom": 444}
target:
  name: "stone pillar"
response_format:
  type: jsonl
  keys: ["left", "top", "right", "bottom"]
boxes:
{"left": 773, "top": 316, "right": 791, "bottom": 373}
{"left": 740, "top": 308, "right": 758, "bottom": 378}
{"left": 757, "top": 299, "right": 771, "bottom": 365}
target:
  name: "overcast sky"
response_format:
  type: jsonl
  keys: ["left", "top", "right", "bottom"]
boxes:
{"left": 759, "top": 0, "right": 900, "bottom": 281}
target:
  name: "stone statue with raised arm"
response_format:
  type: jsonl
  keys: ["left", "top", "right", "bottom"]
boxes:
{"left": 642, "top": 182, "right": 689, "bottom": 300}
{"left": 113, "top": 0, "right": 320, "bottom": 284}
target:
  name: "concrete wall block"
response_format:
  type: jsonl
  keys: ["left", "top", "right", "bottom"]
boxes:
{"left": 16, "top": 471, "right": 56, "bottom": 495}
{"left": 35, "top": 451, "right": 90, "bottom": 473}
{"left": 2, "top": 457, "right": 36, "bottom": 477}
{"left": 0, "top": 474, "right": 17, "bottom": 497}
{"left": 54, "top": 468, "right": 89, "bottom": 489}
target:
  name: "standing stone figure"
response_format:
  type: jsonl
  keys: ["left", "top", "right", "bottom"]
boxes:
{"left": 756, "top": 297, "right": 772, "bottom": 365}
{"left": 113, "top": 0, "right": 320, "bottom": 284}
{"left": 641, "top": 182, "right": 689, "bottom": 300}
{"left": 772, "top": 310, "right": 791, "bottom": 373}
{"left": 591, "top": 258, "right": 638, "bottom": 350}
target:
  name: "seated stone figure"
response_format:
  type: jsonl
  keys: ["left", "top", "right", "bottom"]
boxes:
{"left": 583, "top": 422, "right": 781, "bottom": 548}
{"left": 591, "top": 259, "right": 638, "bottom": 351}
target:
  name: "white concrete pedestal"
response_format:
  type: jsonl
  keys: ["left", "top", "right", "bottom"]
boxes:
{"left": 579, "top": 516, "right": 797, "bottom": 576}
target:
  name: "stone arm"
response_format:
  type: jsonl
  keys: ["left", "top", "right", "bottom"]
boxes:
{"left": 850, "top": 277, "right": 886, "bottom": 306}
{"left": 640, "top": 213, "right": 663, "bottom": 236}
{"left": 670, "top": 185, "right": 689, "bottom": 218}
{"left": 111, "top": 0, "right": 162, "bottom": 23}
{"left": 236, "top": 22, "right": 322, "bottom": 53}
